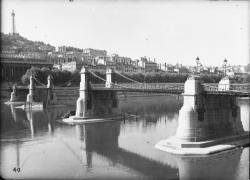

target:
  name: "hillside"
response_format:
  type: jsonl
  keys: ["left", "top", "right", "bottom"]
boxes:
{"left": 1, "top": 33, "right": 55, "bottom": 52}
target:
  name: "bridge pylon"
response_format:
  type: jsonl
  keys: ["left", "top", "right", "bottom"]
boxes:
{"left": 47, "top": 75, "right": 53, "bottom": 89}
{"left": 106, "top": 68, "right": 114, "bottom": 88}
{"left": 46, "top": 75, "right": 57, "bottom": 105}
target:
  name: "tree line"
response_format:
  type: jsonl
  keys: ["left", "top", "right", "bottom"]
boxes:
{"left": 21, "top": 67, "right": 250, "bottom": 86}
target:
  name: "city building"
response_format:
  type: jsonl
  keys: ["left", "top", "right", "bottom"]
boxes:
{"left": 83, "top": 48, "right": 107, "bottom": 57}
{"left": 106, "top": 54, "right": 137, "bottom": 72}
{"left": 59, "top": 61, "right": 77, "bottom": 72}
{"left": 58, "top": 46, "right": 82, "bottom": 53}
{"left": 139, "top": 57, "right": 158, "bottom": 72}
{"left": 145, "top": 61, "right": 158, "bottom": 72}
{"left": 159, "top": 63, "right": 168, "bottom": 72}
{"left": 119, "top": 56, "right": 134, "bottom": 72}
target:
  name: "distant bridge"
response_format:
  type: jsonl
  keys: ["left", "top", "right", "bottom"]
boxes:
{"left": 0, "top": 56, "right": 53, "bottom": 82}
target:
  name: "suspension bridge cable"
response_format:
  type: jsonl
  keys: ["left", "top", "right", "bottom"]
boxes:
{"left": 87, "top": 70, "right": 107, "bottom": 83}
{"left": 114, "top": 70, "right": 143, "bottom": 84}
{"left": 87, "top": 69, "right": 135, "bottom": 89}
{"left": 113, "top": 71, "right": 182, "bottom": 90}
{"left": 56, "top": 73, "right": 79, "bottom": 87}
{"left": 33, "top": 76, "right": 46, "bottom": 86}
{"left": 33, "top": 73, "right": 79, "bottom": 87}
{"left": 88, "top": 70, "right": 185, "bottom": 91}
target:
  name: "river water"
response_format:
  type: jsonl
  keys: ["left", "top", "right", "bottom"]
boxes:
{"left": 0, "top": 96, "right": 249, "bottom": 180}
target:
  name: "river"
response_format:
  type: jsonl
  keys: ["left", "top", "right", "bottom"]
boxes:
{"left": 0, "top": 96, "right": 249, "bottom": 180}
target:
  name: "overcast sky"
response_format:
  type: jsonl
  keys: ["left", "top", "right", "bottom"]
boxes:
{"left": 1, "top": 0, "right": 250, "bottom": 66}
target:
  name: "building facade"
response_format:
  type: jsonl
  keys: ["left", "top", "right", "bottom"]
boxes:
{"left": 83, "top": 48, "right": 107, "bottom": 57}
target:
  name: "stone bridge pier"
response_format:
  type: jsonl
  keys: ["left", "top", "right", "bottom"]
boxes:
{"left": 74, "top": 67, "right": 120, "bottom": 121}
{"left": 155, "top": 75, "right": 249, "bottom": 155}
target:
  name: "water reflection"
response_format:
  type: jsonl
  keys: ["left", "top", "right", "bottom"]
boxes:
{"left": 1, "top": 104, "right": 70, "bottom": 140}
{"left": 75, "top": 125, "right": 92, "bottom": 168}
{"left": 26, "top": 109, "right": 35, "bottom": 138}
{"left": 74, "top": 120, "right": 249, "bottom": 180}
{"left": 24, "top": 108, "right": 57, "bottom": 137}
{"left": 174, "top": 148, "right": 244, "bottom": 180}
{"left": 76, "top": 121, "right": 178, "bottom": 179}
{"left": 15, "top": 140, "right": 21, "bottom": 170}
{"left": 0, "top": 96, "right": 249, "bottom": 180}
{"left": 119, "top": 96, "right": 182, "bottom": 134}
{"left": 120, "top": 95, "right": 182, "bottom": 122}
{"left": 238, "top": 98, "right": 250, "bottom": 131}
{"left": 10, "top": 104, "right": 17, "bottom": 122}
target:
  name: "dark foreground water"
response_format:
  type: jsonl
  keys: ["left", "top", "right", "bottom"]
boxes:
{"left": 0, "top": 96, "right": 249, "bottom": 180}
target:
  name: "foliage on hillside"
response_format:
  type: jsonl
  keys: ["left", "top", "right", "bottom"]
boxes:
{"left": 1, "top": 33, "right": 55, "bottom": 52}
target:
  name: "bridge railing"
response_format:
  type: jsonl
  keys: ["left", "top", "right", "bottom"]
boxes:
{"left": 90, "top": 83, "right": 184, "bottom": 90}
{"left": 230, "top": 84, "right": 250, "bottom": 92}
{"left": 120, "top": 83, "right": 184, "bottom": 90}
{"left": 16, "top": 85, "right": 47, "bottom": 89}
{"left": 202, "top": 83, "right": 218, "bottom": 91}
{"left": 15, "top": 82, "right": 250, "bottom": 94}
{"left": 202, "top": 83, "right": 250, "bottom": 93}
{"left": 90, "top": 84, "right": 106, "bottom": 89}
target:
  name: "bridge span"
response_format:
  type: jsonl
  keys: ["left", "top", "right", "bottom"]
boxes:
{"left": 8, "top": 67, "right": 250, "bottom": 155}
{"left": 8, "top": 66, "right": 250, "bottom": 104}
{"left": 90, "top": 83, "right": 250, "bottom": 97}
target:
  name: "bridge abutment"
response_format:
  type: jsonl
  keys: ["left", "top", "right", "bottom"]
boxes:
{"left": 155, "top": 75, "right": 249, "bottom": 155}
{"left": 105, "top": 68, "right": 114, "bottom": 88}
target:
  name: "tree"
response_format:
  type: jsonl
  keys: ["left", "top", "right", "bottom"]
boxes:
{"left": 21, "top": 66, "right": 249, "bottom": 86}
{"left": 245, "top": 63, "right": 250, "bottom": 73}
{"left": 242, "top": 74, "right": 250, "bottom": 83}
